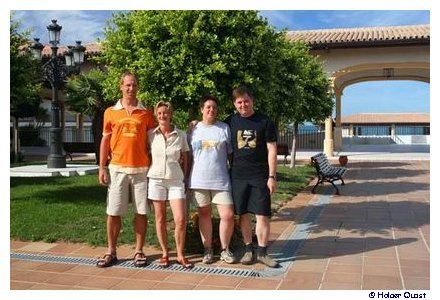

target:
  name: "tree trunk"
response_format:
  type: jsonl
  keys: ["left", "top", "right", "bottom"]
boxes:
{"left": 12, "top": 116, "right": 20, "bottom": 163}
{"left": 76, "top": 113, "right": 84, "bottom": 142}
{"left": 289, "top": 122, "right": 298, "bottom": 168}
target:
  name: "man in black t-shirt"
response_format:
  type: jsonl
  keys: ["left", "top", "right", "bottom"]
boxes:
{"left": 224, "top": 86, "right": 280, "bottom": 268}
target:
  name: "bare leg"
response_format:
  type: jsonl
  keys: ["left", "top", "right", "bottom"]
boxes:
{"left": 197, "top": 205, "right": 212, "bottom": 248}
{"left": 169, "top": 198, "right": 187, "bottom": 259}
{"left": 255, "top": 215, "right": 270, "bottom": 247}
{"left": 217, "top": 204, "right": 235, "bottom": 250}
{"left": 254, "top": 214, "right": 279, "bottom": 267}
{"left": 107, "top": 215, "right": 121, "bottom": 255}
{"left": 133, "top": 213, "right": 147, "bottom": 253}
{"left": 239, "top": 213, "right": 253, "bottom": 245}
{"left": 151, "top": 201, "right": 168, "bottom": 257}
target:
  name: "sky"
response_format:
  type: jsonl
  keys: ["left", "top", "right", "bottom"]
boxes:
{"left": 10, "top": 10, "right": 430, "bottom": 117}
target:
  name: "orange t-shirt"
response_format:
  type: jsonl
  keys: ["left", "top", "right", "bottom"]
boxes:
{"left": 103, "top": 101, "right": 155, "bottom": 168}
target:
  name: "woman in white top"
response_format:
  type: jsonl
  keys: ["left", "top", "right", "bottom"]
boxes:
{"left": 147, "top": 101, "right": 192, "bottom": 268}
{"left": 188, "top": 95, "right": 236, "bottom": 264}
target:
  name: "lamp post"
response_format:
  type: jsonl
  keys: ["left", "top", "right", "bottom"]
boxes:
{"left": 30, "top": 20, "right": 85, "bottom": 168}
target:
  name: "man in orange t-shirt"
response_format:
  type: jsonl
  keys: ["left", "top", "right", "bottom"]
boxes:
{"left": 96, "top": 71, "right": 155, "bottom": 268}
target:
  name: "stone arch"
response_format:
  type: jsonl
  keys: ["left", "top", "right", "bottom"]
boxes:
{"left": 332, "top": 62, "right": 429, "bottom": 92}
{"left": 329, "top": 62, "right": 429, "bottom": 153}
{"left": 288, "top": 24, "right": 430, "bottom": 156}
{"left": 327, "top": 62, "right": 430, "bottom": 154}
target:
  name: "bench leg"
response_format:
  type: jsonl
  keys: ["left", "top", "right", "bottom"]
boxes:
{"left": 330, "top": 181, "right": 340, "bottom": 195}
{"left": 312, "top": 178, "right": 321, "bottom": 194}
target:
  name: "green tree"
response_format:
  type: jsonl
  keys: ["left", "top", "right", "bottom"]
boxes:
{"left": 65, "top": 69, "right": 109, "bottom": 164}
{"left": 98, "top": 10, "right": 283, "bottom": 124}
{"left": 273, "top": 40, "right": 334, "bottom": 166}
{"left": 10, "top": 16, "right": 42, "bottom": 162}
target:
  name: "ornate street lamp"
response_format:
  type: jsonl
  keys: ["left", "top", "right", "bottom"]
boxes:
{"left": 30, "top": 20, "right": 85, "bottom": 168}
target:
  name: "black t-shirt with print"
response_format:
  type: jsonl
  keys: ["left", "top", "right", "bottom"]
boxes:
{"left": 224, "top": 112, "right": 277, "bottom": 180}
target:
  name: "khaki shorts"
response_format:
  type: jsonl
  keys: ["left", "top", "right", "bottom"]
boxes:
{"left": 148, "top": 178, "right": 186, "bottom": 200}
{"left": 106, "top": 168, "right": 149, "bottom": 216}
{"left": 192, "top": 189, "right": 233, "bottom": 208}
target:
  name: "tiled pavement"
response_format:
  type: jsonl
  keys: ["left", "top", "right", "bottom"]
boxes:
{"left": 10, "top": 159, "right": 430, "bottom": 290}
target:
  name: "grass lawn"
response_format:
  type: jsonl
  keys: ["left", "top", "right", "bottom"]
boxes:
{"left": 10, "top": 164, "right": 315, "bottom": 253}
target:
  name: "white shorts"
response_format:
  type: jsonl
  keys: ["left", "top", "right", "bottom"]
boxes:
{"left": 148, "top": 178, "right": 186, "bottom": 200}
{"left": 192, "top": 189, "right": 233, "bottom": 208}
{"left": 106, "top": 169, "right": 149, "bottom": 216}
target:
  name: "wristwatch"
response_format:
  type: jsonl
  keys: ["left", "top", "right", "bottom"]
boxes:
{"left": 268, "top": 175, "right": 276, "bottom": 180}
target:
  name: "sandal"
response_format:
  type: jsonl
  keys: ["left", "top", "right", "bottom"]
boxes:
{"left": 159, "top": 256, "right": 169, "bottom": 268}
{"left": 176, "top": 257, "right": 193, "bottom": 269}
{"left": 133, "top": 251, "right": 148, "bottom": 267}
{"left": 96, "top": 253, "right": 118, "bottom": 268}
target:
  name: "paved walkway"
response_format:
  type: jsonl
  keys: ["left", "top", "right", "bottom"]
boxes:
{"left": 10, "top": 158, "right": 430, "bottom": 291}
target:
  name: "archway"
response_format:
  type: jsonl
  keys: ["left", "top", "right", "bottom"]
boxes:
{"left": 331, "top": 62, "right": 429, "bottom": 152}
{"left": 288, "top": 24, "right": 430, "bottom": 156}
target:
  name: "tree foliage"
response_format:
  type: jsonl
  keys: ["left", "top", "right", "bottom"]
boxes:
{"left": 10, "top": 15, "right": 43, "bottom": 162}
{"left": 90, "top": 9, "right": 333, "bottom": 134}
{"left": 65, "top": 69, "right": 108, "bottom": 115}
{"left": 65, "top": 69, "right": 109, "bottom": 164}
{"left": 270, "top": 40, "right": 333, "bottom": 166}
{"left": 98, "top": 11, "right": 284, "bottom": 123}
{"left": 10, "top": 16, "right": 42, "bottom": 120}
{"left": 272, "top": 40, "right": 334, "bottom": 125}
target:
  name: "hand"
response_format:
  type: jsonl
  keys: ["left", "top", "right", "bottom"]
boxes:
{"left": 267, "top": 177, "right": 277, "bottom": 195}
{"left": 98, "top": 167, "right": 108, "bottom": 186}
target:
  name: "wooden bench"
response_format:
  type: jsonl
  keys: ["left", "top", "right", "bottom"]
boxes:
{"left": 277, "top": 144, "right": 289, "bottom": 165}
{"left": 310, "top": 153, "right": 347, "bottom": 195}
{"left": 63, "top": 142, "right": 96, "bottom": 161}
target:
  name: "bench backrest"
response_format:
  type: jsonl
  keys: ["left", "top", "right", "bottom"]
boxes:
{"left": 277, "top": 144, "right": 289, "bottom": 156}
{"left": 311, "top": 153, "right": 332, "bottom": 173}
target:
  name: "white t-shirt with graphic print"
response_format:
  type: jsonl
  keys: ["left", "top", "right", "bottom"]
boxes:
{"left": 189, "top": 121, "right": 232, "bottom": 191}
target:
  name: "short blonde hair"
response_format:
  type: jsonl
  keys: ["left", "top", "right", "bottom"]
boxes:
{"left": 119, "top": 71, "right": 138, "bottom": 85}
{"left": 155, "top": 100, "right": 173, "bottom": 115}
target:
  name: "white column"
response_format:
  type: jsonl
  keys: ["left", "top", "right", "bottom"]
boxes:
{"left": 334, "top": 88, "right": 342, "bottom": 151}
{"left": 391, "top": 124, "right": 396, "bottom": 136}
{"left": 324, "top": 117, "right": 334, "bottom": 157}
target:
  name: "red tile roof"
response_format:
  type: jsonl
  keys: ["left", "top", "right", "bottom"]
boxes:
{"left": 286, "top": 24, "right": 430, "bottom": 49}
{"left": 41, "top": 42, "right": 102, "bottom": 57}
{"left": 341, "top": 113, "right": 430, "bottom": 124}
{"left": 40, "top": 24, "right": 430, "bottom": 56}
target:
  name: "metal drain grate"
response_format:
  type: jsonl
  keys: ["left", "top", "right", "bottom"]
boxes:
{"left": 11, "top": 252, "right": 96, "bottom": 265}
{"left": 10, "top": 252, "right": 261, "bottom": 278}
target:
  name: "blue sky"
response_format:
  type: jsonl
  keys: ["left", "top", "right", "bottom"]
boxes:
{"left": 11, "top": 10, "right": 430, "bottom": 117}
